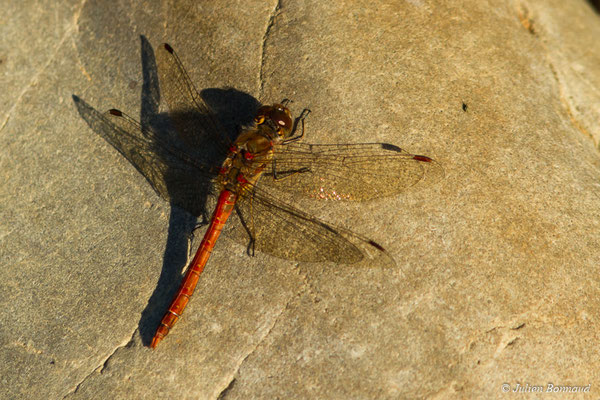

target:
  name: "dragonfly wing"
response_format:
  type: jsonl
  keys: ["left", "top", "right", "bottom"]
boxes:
{"left": 97, "top": 107, "right": 219, "bottom": 217}
{"left": 156, "top": 43, "right": 232, "bottom": 152}
{"left": 224, "top": 185, "right": 391, "bottom": 264}
{"left": 259, "top": 143, "right": 443, "bottom": 201}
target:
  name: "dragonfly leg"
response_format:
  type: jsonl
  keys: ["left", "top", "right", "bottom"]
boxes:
{"left": 189, "top": 212, "right": 210, "bottom": 240}
{"left": 271, "top": 157, "right": 311, "bottom": 181}
{"left": 282, "top": 108, "right": 311, "bottom": 144}
{"left": 187, "top": 219, "right": 209, "bottom": 257}
{"left": 235, "top": 204, "right": 257, "bottom": 256}
{"left": 247, "top": 237, "right": 256, "bottom": 256}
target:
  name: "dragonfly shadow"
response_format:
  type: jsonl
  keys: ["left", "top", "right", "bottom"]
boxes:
{"left": 73, "top": 35, "right": 259, "bottom": 346}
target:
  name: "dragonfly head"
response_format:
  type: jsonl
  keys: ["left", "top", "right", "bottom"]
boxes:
{"left": 254, "top": 104, "right": 293, "bottom": 140}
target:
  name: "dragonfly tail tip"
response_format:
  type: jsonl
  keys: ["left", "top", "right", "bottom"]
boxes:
{"left": 150, "top": 337, "right": 161, "bottom": 349}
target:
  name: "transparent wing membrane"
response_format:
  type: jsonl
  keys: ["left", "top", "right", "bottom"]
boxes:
{"left": 88, "top": 43, "right": 443, "bottom": 266}
{"left": 156, "top": 43, "right": 232, "bottom": 152}
{"left": 260, "top": 143, "right": 444, "bottom": 201}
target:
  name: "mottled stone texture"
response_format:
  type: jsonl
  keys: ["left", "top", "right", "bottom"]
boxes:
{"left": 1, "top": 0, "right": 599, "bottom": 399}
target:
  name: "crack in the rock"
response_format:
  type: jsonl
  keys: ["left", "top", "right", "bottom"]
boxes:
{"left": 0, "top": 115, "right": 10, "bottom": 134}
{"left": 62, "top": 329, "right": 137, "bottom": 399}
{"left": 216, "top": 377, "right": 236, "bottom": 400}
{"left": 70, "top": 0, "right": 92, "bottom": 82}
{"left": 547, "top": 61, "right": 594, "bottom": 141}
{"left": 258, "top": 0, "right": 282, "bottom": 100}
{"left": 515, "top": 2, "right": 596, "bottom": 144}
{"left": 0, "top": 10, "right": 78, "bottom": 133}
{"left": 214, "top": 286, "right": 300, "bottom": 399}
{"left": 72, "top": 0, "right": 87, "bottom": 35}
{"left": 161, "top": 0, "right": 170, "bottom": 33}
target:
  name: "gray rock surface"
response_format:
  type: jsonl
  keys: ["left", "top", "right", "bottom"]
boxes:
{"left": 1, "top": 0, "right": 599, "bottom": 398}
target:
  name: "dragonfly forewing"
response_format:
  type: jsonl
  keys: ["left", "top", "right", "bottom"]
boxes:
{"left": 258, "top": 142, "right": 444, "bottom": 201}
{"left": 156, "top": 43, "right": 232, "bottom": 152}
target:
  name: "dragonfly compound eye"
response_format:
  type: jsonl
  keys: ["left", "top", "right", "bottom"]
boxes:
{"left": 269, "top": 105, "right": 292, "bottom": 136}
{"left": 254, "top": 105, "right": 272, "bottom": 124}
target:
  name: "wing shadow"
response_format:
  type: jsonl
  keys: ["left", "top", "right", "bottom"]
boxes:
{"left": 73, "top": 35, "right": 259, "bottom": 346}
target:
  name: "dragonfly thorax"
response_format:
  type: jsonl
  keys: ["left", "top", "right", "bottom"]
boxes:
{"left": 218, "top": 129, "right": 275, "bottom": 192}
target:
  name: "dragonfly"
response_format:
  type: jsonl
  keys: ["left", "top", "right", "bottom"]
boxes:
{"left": 101, "top": 43, "right": 443, "bottom": 348}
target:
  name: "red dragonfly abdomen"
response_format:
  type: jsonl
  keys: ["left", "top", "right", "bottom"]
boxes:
{"left": 150, "top": 189, "right": 238, "bottom": 348}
